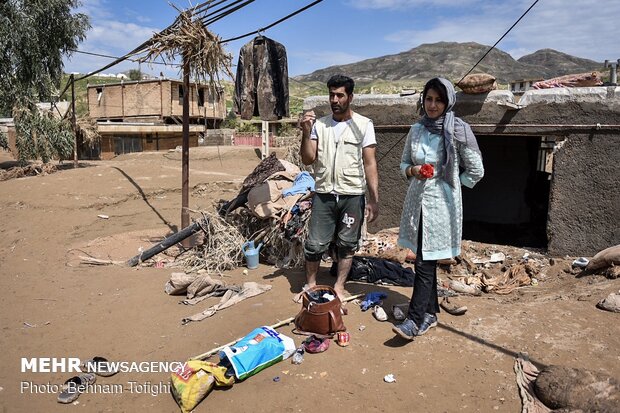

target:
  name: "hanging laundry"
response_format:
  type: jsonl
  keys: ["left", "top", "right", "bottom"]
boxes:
{"left": 234, "top": 35, "right": 289, "bottom": 120}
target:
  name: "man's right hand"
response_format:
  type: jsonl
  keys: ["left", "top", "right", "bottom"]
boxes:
{"left": 300, "top": 110, "right": 316, "bottom": 136}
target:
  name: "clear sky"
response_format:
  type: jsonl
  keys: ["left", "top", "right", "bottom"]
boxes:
{"left": 63, "top": 0, "right": 619, "bottom": 80}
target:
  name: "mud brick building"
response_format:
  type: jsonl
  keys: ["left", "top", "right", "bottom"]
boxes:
{"left": 87, "top": 79, "right": 226, "bottom": 159}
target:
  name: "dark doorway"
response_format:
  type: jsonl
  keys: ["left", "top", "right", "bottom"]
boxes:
{"left": 461, "top": 134, "right": 551, "bottom": 249}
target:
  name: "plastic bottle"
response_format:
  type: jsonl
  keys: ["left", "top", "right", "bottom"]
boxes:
{"left": 291, "top": 347, "right": 304, "bottom": 364}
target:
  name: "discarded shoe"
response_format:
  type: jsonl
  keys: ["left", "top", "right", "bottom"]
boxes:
{"left": 392, "top": 318, "right": 418, "bottom": 340}
{"left": 57, "top": 373, "right": 96, "bottom": 404}
{"left": 440, "top": 297, "right": 467, "bottom": 316}
{"left": 81, "top": 356, "right": 118, "bottom": 377}
{"left": 373, "top": 305, "right": 388, "bottom": 322}
{"left": 303, "top": 335, "right": 330, "bottom": 353}
{"left": 392, "top": 304, "right": 406, "bottom": 321}
{"left": 417, "top": 313, "right": 438, "bottom": 335}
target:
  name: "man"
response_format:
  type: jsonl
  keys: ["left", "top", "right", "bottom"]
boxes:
{"left": 297, "top": 74, "right": 379, "bottom": 302}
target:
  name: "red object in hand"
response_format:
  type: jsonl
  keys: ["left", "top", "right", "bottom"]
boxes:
{"left": 419, "top": 164, "right": 434, "bottom": 178}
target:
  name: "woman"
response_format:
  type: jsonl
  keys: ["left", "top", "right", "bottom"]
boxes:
{"left": 393, "top": 77, "right": 484, "bottom": 340}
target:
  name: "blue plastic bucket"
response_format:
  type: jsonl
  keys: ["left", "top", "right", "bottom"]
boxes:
{"left": 244, "top": 250, "right": 259, "bottom": 269}
{"left": 242, "top": 241, "right": 262, "bottom": 270}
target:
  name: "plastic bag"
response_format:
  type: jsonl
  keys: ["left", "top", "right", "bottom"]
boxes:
{"left": 170, "top": 360, "right": 234, "bottom": 413}
{"left": 219, "top": 326, "right": 295, "bottom": 381}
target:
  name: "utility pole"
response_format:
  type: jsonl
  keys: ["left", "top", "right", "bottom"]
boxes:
{"left": 604, "top": 59, "right": 619, "bottom": 86}
{"left": 181, "top": 50, "right": 190, "bottom": 247}
{"left": 70, "top": 74, "right": 78, "bottom": 168}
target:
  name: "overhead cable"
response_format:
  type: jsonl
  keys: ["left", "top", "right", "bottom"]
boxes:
{"left": 190, "top": 0, "right": 233, "bottom": 17}
{"left": 71, "top": 49, "right": 181, "bottom": 67}
{"left": 457, "top": 0, "right": 540, "bottom": 85}
{"left": 201, "top": 0, "right": 256, "bottom": 25}
{"left": 221, "top": 0, "right": 324, "bottom": 43}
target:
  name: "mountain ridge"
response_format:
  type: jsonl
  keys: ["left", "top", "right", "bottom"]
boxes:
{"left": 294, "top": 42, "right": 603, "bottom": 84}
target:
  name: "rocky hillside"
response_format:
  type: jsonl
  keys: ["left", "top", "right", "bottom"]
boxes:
{"left": 517, "top": 48, "right": 602, "bottom": 78}
{"left": 295, "top": 42, "right": 603, "bottom": 84}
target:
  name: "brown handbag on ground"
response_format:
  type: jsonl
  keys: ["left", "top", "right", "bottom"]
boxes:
{"left": 293, "top": 285, "right": 346, "bottom": 337}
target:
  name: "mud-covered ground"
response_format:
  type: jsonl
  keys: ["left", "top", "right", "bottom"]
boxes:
{"left": 1, "top": 147, "right": 618, "bottom": 413}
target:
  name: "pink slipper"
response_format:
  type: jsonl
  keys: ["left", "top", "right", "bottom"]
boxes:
{"left": 303, "top": 335, "right": 330, "bottom": 353}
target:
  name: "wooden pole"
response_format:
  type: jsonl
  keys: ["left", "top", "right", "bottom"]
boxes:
{"left": 70, "top": 74, "right": 78, "bottom": 168}
{"left": 181, "top": 51, "right": 190, "bottom": 247}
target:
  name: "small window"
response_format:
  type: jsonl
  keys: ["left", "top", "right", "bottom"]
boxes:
{"left": 520, "top": 82, "right": 524, "bottom": 89}
{"left": 96, "top": 87, "right": 103, "bottom": 103}
{"left": 198, "top": 88, "right": 205, "bottom": 107}
{"left": 178, "top": 85, "right": 184, "bottom": 103}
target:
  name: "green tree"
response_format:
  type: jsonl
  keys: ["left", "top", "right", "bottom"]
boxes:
{"left": 0, "top": 0, "right": 89, "bottom": 163}
{"left": 128, "top": 69, "right": 143, "bottom": 81}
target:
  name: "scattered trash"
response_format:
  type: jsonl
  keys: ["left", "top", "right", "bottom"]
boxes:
{"left": 531, "top": 278, "right": 539, "bottom": 286}
{"left": 336, "top": 331, "right": 350, "bottom": 347}
{"left": 97, "top": 214, "right": 109, "bottom": 219}
{"left": 392, "top": 305, "right": 406, "bottom": 321}
{"left": 572, "top": 257, "right": 589, "bottom": 268}
{"left": 272, "top": 376, "right": 280, "bottom": 382}
{"left": 360, "top": 292, "right": 388, "bottom": 311}
{"left": 242, "top": 269, "right": 248, "bottom": 276}
{"left": 448, "top": 279, "right": 482, "bottom": 296}
{"left": 472, "top": 252, "right": 505, "bottom": 264}
{"left": 23, "top": 322, "right": 35, "bottom": 328}
{"left": 358, "top": 325, "right": 366, "bottom": 331}
{"left": 291, "top": 347, "right": 304, "bottom": 364}
{"left": 383, "top": 374, "right": 396, "bottom": 383}
{"left": 320, "top": 372, "right": 328, "bottom": 378}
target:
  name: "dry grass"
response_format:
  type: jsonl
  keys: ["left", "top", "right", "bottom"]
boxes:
{"left": 0, "top": 162, "right": 57, "bottom": 181}
{"left": 140, "top": 7, "right": 233, "bottom": 93}
{"left": 76, "top": 116, "right": 100, "bottom": 147}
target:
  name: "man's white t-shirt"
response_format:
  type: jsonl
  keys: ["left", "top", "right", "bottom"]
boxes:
{"left": 310, "top": 117, "right": 376, "bottom": 147}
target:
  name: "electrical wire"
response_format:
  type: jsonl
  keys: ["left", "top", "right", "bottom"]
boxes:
{"left": 191, "top": 0, "right": 233, "bottom": 17}
{"left": 220, "top": 0, "right": 324, "bottom": 43}
{"left": 457, "top": 0, "right": 540, "bottom": 85}
{"left": 201, "top": 0, "right": 256, "bottom": 26}
{"left": 375, "top": 131, "right": 409, "bottom": 165}
{"left": 70, "top": 49, "right": 182, "bottom": 67}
